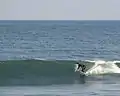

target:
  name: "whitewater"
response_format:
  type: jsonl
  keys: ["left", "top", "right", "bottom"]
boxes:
{"left": 75, "top": 60, "right": 120, "bottom": 76}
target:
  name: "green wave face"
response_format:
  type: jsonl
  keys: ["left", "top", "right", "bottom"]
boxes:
{"left": 0, "top": 60, "right": 86, "bottom": 85}
{"left": 0, "top": 60, "right": 75, "bottom": 76}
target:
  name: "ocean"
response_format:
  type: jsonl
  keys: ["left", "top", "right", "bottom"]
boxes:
{"left": 0, "top": 20, "right": 120, "bottom": 96}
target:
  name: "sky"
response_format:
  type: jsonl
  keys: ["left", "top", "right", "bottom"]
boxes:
{"left": 0, "top": 0, "right": 120, "bottom": 20}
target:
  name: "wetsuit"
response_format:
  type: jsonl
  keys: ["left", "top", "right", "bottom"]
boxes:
{"left": 77, "top": 63, "right": 86, "bottom": 72}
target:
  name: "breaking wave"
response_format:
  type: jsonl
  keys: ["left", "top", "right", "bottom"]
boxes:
{"left": 0, "top": 59, "right": 120, "bottom": 85}
{"left": 84, "top": 60, "right": 120, "bottom": 76}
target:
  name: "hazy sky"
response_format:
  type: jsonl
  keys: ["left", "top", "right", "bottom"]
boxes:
{"left": 0, "top": 0, "right": 120, "bottom": 20}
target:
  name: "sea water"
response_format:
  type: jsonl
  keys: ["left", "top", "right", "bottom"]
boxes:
{"left": 0, "top": 20, "right": 120, "bottom": 96}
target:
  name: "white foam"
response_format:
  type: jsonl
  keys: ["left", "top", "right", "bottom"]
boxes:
{"left": 113, "top": 60, "right": 120, "bottom": 63}
{"left": 85, "top": 60, "right": 120, "bottom": 76}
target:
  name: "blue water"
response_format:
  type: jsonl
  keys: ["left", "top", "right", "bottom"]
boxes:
{"left": 0, "top": 20, "right": 120, "bottom": 96}
{"left": 1, "top": 20, "right": 120, "bottom": 60}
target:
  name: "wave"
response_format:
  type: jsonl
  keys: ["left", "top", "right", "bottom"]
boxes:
{"left": 0, "top": 59, "right": 120, "bottom": 85}
{"left": 0, "top": 59, "right": 77, "bottom": 85}
{"left": 86, "top": 60, "right": 120, "bottom": 75}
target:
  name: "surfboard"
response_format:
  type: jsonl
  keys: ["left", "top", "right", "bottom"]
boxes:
{"left": 79, "top": 71, "right": 86, "bottom": 76}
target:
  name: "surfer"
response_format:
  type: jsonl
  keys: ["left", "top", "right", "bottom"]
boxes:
{"left": 76, "top": 62, "right": 86, "bottom": 72}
